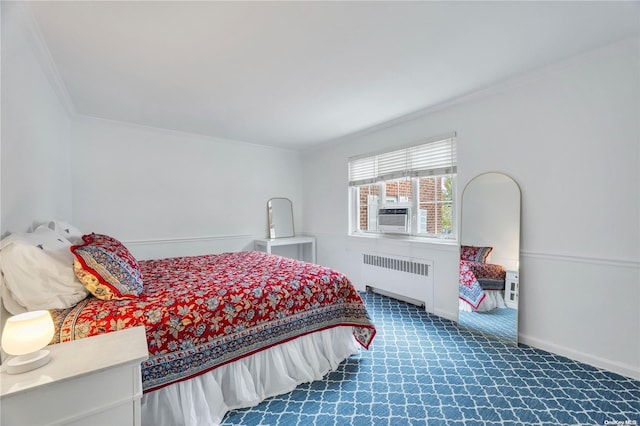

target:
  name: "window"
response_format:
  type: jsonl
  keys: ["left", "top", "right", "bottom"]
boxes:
{"left": 348, "top": 133, "right": 457, "bottom": 239}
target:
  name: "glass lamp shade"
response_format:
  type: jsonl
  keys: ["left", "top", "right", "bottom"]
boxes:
{"left": 2, "top": 310, "right": 55, "bottom": 374}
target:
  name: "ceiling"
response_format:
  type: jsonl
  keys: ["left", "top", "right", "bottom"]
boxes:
{"left": 28, "top": 1, "right": 640, "bottom": 150}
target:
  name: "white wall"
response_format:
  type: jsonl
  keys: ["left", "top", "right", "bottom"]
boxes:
{"left": 1, "top": 2, "right": 73, "bottom": 235}
{"left": 70, "top": 117, "right": 303, "bottom": 259}
{"left": 2, "top": 0, "right": 638, "bottom": 380}
{"left": 302, "top": 38, "right": 640, "bottom": 379}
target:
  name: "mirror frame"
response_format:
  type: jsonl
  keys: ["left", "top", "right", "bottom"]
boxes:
{"left": 267, "top": 197, "right": 295, "bottom": 239}
{"left": 457, "top": 172, "right": 521, "bottom": 345}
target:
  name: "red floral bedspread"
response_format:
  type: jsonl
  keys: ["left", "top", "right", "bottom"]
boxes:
{"left": 50, "top": 251, "right": 376, "bottom": 392}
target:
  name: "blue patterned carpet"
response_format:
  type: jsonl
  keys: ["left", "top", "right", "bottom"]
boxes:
{"left": 458, "top": 307, "right": 517, "bottom": 343}
{"left": 222, "top": 291, "right": 640, "bottom": 425}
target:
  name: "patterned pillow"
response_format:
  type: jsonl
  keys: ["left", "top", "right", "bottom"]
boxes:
{"left": 71, "top": 233, "right": 143, "bottom": 300}
{"left": 460, "top": 245, "right": 493, "bottom": 263}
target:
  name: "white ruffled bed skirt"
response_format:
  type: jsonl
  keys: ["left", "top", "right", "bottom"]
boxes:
{"left": 459, "top": 290, "right": 506, "bottom": 312}
{"left": 141, "top": 326, "right": 360, "bottom": 426}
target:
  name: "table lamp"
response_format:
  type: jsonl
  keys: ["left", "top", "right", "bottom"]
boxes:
{"left": 2, "top": 310, "right": 55, "bottom": 374}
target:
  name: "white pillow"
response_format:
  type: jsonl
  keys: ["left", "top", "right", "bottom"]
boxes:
{"left": 0, "top": 276, "right": 28, "bottom": 316}
{"left": 0, "top": 228, "right": 89, "bottom": 315}
{"left": 47, "top": 219, "right": 84, "bottom": 244}
{"left": 32, "top": 224, "right": 76, "bottom": 265}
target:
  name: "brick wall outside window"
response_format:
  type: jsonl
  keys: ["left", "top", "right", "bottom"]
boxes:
{"left": 356, "top": 176, "right": 452, "bottom": 235}
{"left": 358, "top": 185, "right": 379, "bottom": 231}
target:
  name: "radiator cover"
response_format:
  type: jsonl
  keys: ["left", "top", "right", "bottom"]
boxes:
{"left": 361, "top": 253, "right": 434, "bottom": 312}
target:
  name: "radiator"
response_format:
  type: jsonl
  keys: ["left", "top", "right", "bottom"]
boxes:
{"left": 362, "top": 253, "right": 434, "bottom": 312}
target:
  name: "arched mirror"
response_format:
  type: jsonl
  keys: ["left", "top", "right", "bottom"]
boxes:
{"left": 268, "top": 197, "right": 294, "bottom": 238}
{"left": 458, "top": 173, "right": 521, "bottom": 345}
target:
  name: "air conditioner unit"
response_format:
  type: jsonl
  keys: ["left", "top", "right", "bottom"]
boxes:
{"left": 378, "top": 207, "right": 410, "bottom": 234}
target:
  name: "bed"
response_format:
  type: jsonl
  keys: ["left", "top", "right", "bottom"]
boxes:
{"left": 458, "top": 245, "right": 506, "bottom": 312}
{"left": 0, "top": 222, "right": 376, "bottom": 425}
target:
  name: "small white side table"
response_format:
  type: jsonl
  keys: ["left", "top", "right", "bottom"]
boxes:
{"left": 1, "top": 326, "right": 148, "bottom": 426}
{"left": 505, "top": 270, "right": 519, "bottom": 309}
{"left": 254, "top": 235, "right": 316, "bottom": 263}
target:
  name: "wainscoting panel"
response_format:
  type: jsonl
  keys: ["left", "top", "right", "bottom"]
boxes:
{"left": 518, "top": 251, "right": 640, "bottom": 380}
{"left": 124, "top": 234, "right": 255, "bottom": 260}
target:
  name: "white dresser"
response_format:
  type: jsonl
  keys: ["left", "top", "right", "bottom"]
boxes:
{"left": 1, "top": 326, "right": 148, "bottom": 426}
{"left": 254, "top": 235, "right": 317, "bottom": 263}
{"left": 505, "top": 270, "right": 519, "bottom": 309}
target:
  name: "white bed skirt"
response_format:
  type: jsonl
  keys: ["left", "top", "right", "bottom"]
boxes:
{"left": 459, "top": 290, "right": 506, "bottom": 312}
{"left": 141, "top": 326, "right": 360, "bottom": 426}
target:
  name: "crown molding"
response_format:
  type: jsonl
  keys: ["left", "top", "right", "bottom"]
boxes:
{"left": 76, "top": 114, "right": 302, "bottom": 154}
{"left": 306, "top": 36, "right": 640, "bottom": 154}
{"left": 13, "top": 2, "right": 77, "bottom": 117}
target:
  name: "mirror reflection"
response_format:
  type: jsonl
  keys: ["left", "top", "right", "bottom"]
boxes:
{"left": 268, "top": 197, "right": 294, "bottom": 238}
{"left": 458, "top": 172, "right": 521, "bottom": 345}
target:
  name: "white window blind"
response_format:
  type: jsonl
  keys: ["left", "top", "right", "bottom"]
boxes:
{"left": 348, "top": 133, "right": 457, "bottom": 186}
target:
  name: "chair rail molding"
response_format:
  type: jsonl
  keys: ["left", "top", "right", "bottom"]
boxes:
{"left": 520, "top": 250, "right": 639, "bottom": 269}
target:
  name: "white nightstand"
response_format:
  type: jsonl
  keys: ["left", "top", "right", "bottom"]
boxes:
{"left": 255, "top": 235, "right": 316, "bottom": 263}
{"left": 505, "top": 270, "right": 519, "bottom": 309}
{"left": 1, "top": 326, "right": 148, "bottom": 426}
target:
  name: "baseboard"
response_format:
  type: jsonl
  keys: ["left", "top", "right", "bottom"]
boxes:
{"left": 519, "top": 333, "right": 640, "bottom": 381}
{"left": 366, "top": 286, "right": 426, "bottom": 309}
{"left": 432, "top": 308, "right": 458, "bottom": 323}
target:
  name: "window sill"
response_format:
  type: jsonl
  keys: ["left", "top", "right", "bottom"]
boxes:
{"left": 347, "top": 232, "right": 458, "bottom": 247}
